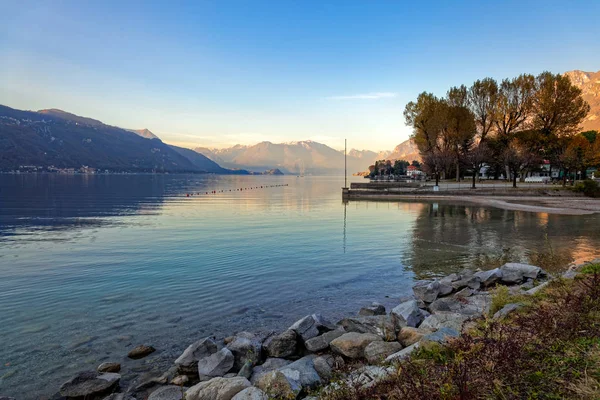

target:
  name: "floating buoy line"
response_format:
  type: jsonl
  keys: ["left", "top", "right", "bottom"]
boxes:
{"left": 185, "top": 184, "right": 288, "bottom": 197}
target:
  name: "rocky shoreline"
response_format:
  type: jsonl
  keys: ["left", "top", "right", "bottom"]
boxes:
{"left": 3, "top": 261, "right": 593, "bottom": 400}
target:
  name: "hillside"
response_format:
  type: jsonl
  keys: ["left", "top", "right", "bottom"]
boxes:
{"left": 0, "top": 105, "right": 225, "bottom": 173}
{"left": 564, "top": 69, "right": 600, "bottom": 131}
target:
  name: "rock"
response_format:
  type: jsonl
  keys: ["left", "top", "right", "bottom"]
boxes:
{"left": 451, "top": 275, "right": 481, "bottom": 291}
{"left": 412, "top": 280, "right": 440, "bottom": 303}
{"left": 420, "top": 312, "right": 469, "bottom": 332}
{"left": 454, "top": 287, "right": 474, "bottom": 298}
{"left": 198, "top": 348, "right": 235, "bottom": 378}
{"left": 59, "top": 371, "right": 121, "bottom": 398}
{"left": 304, "top": 329, "right": 345, "bottom": 352}
{"left": 279, "top": 355, "right": 321, "bottom": 389}
{"left": 255, "top": 371, "right": 301, "bottom": 399}
{"left": 238, "top": 360, "right": 253, "bottom": 380}
{"left": 171, "top": 375, "right": 189, "bottom": 386}
{"left": 474, "top": 268, "right": 503, "bottom": 287}
{"left": 127, "top": 344, "right": 156, "bottom": 359}
{"left": 313, "top": 354, "right": 343, "bottom": 380}
{"left": 501, "top": 263, "right": 542, "bottom": 280}
{"left": 358, "top": 302, "right": 386, "bottom": 316}
{"left": 391, "top": 300, "right": 428, "bottom": 328}
{"left": 440, "top": 273, "right": 461, "bottom": 284}
{"left": 97, "top": 362, "right": 121, "bottom": 373}
{"left": 352, "top": 365, "right": 394, "bottom": 389}
{"left": 186, "top": 377, "right": 251, "bottom": 400}
{"left": 175, "top": 338, "right": 218, "bottom": 372}
{"left": 0, "top": 398, "right": 16, "bottom": 400}
{"left": 385, "top": 342, "right": 420, "bottom": 362}
{"left": 102, "top": 394, "right": 135, "bottom": 400}
{"left": 364, "top": 341, "right": 403, "bottom": 364}
{"left": 249, "top": 358, "right": 292, "bottom": 385}
{"left": 563, "top": 269, "right": 578, "bottom": 279}
{"left": 330, "top": 332, "right": 382, "bottom": 359}
{"left": 525, "top": 281, "right": 549, "bottom": 295}
{"left": 226, "top": 332, "right": 262, "bottom": 371}
{"left": 420, "top": 327, "right": 460, "bottom": 347}
{"left": 493, "top": 303, "right": 524, "bottom": 320}
{"left": 224, "top": 373, "right": 238, "bottom": 378}
{"left": 264, "top": 329, "right": 298, "bottom": 358}
{"left": 231, "top": 387, "right": 268, "bottom": 400}
{"left": 337, "top": 315, "right": 396, "bottom": 341}
{"left": 429, "top": 294, "right": 491, "bottom": 316}
{"left": 397, "top": 327, "right": 432, "bottom": 347}
{"left": 288, "top": 314, "right": 336, "bottom": 342}
{"left": 148, "top": 385, "right": 184, "bottom": 400}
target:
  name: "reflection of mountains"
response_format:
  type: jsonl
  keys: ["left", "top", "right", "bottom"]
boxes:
{"left": 0, "top": 174, "right": 168, "bottom": 239}
{"left": 404, "top": 202, "right": 600, "bottom": 279}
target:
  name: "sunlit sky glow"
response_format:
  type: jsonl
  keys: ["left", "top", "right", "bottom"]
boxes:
{"left": 1, "top": 0, "right": 599, "bottom": 151}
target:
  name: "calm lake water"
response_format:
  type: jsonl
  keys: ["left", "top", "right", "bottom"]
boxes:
{"left": 1, "top": 174, "right": 599, "bottom": 398}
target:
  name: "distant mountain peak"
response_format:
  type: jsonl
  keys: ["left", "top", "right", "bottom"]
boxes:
{"left": 564, "top": 69, "right": 600, "bottom": 131}
{"left": 38, "top": 108, "right": 104, "bottom": 127}
{"left": 127, "top": 128, "right": 159, "bottom": 140}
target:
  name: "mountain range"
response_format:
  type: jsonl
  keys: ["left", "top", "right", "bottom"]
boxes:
{"left": 564, "top": 69, "right": 600, "bottom": 131}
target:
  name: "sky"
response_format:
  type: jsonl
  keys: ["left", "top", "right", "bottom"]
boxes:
{"left": 1, "top": 1, "right": 599, "bottom": 151}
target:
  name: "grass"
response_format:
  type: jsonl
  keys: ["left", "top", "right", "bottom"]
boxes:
{"left": 318, "top": 264, "right": 600, "bottom": 400}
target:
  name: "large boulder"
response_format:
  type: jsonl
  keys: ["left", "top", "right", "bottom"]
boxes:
{"left": 226, "top": 332, "right": 262, "bottom": 371}
{"left": 148, "top": 385, "right": 184, "bottom": 400}
{"left": 429, "top": 294, "right": 491, "bottom": 316}
{"left": 255, "top": 370, "right": 301, "bottom": 399}
{"left": 397, "top": 327, "right": 433, "bottom": 347}
{"left": 474, "top": 268, "right": 503, "bottom": 287}
{"left": 250, "top": 358, "right": 291, "bottom": 385}
{"left": 420, "top": 312, "right": 469, "bottom": 332}
{"left": 385, "top": 342, "right": 420, "bottom": 362}
{"left": 288, "top": 314, "right": 336, "bottom": 342}
{"left": 330, "top": 332, "right": 382, "bottom": 359}
{"left": 364, "top": 341, "right": 403, "bottom": 364}
{"left": 279, "top": 355, "right": 321, "bottom": 389}
{"left": 337, "top": 315, "right": 396, "bottom": 341}
{"left": 391, "top": 300, "right": 428, "bottom": 328}
{"left": 451, "top": 275, "right": 481, "bottom": 291}
{"left": 412, "top": 280, "right": 440, "bottom": 303}
{"left": 231, "top": 387, "right": 268, "bottom": 400}
{"left": 128, "top": 344, "right": 156, "bottom": 359}
{"left": 499, "top": 263, "right": 542, "bottom": 284}
{"left": 175, "top": 338, "right": 218, "bottom": 373}
{"left": 358, "top": 303, "right": 386, "bottom": 316}
{"left": 304, "top": 329, "right": 345, "bottom": 352}
{"left": 186, "top": 377, "right": 251, "bottom": 400}
{"left": 264, "top": 329, "right": 298, "bottom": 358}
{"left": 59, "top": 371, "right": 121, "bottom": 398}
{"left": 198, "top": 348, "right": 235, "bottom": 378}
{"left": 420, "top": 327, "right": 460, "bottom": 349}
{"left": 312, "top": 354, "right": 343, "bottom": 380}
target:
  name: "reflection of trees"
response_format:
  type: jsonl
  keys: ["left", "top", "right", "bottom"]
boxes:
{"left": 404, "top": 202, "right": 600, "bottom": 279}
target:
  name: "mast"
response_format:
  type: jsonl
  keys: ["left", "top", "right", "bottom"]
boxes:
{"left": 344, "top": 138, "right": 347, "bottom": 188}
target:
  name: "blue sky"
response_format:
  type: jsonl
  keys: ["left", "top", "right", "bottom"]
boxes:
{"left": 1, "top": 1, "right": 599, "bottom": 151}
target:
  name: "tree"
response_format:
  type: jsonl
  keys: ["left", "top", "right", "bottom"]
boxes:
{"left": 532, "top": 72, "right": 590, "bottom": 138}
{"left": 446, "top": 85, "right": 477, "bottom": 181}
{"left": 466, "top": 142, "right": 490, "bottom": 189}
{"left": 503, "top": 140, "right": 539, "bottom": 188}
{"left": 468, "top": 77, "right": 499, "bottom": 142}
{"left": 393, "top": 160, "right": 409, "bottom": 175}
{"left": 411, "top": 160, "right": 421, "bottom": 168}
{"left": 494, "top": 74, "right": 536, "bottom": 142}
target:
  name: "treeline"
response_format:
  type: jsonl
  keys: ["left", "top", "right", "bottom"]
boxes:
{"left": 404, "top": 71, "right": 599, "bottom": 187}
{"left": 368, "top": 159, "right": 421, "bottom": 177}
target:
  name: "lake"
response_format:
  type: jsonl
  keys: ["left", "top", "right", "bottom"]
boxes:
{"left": 0, "top": 174, "right": 598, "bottom": 399}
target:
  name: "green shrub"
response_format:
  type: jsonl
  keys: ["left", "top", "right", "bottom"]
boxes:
{"left": 572, "top": 179, "right": 600, "bottom": 198}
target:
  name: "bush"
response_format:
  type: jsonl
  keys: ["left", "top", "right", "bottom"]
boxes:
{"left": 572, "top": 179, "right": 600, "bottom": 198}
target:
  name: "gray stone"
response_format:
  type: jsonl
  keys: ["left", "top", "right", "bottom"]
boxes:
{"left": 474, "top": 268, "right": 503, "bottom": 287}
{"left": 412, "top": 280, "right": 440, "bottom": 303}
{"left": 313, "top": 354, "right": 343, "bottom": 380}
{"left": 440, "top": 273, "right": 461, "bottom": 284}
{"left": 451, "top": 275, "right": 481, "bottom": 291}
{"left": 148, "top": 385, "right": 184, "bottom": 400}
{"left": 454, "top": 287, "right": 474, "bottom": 298}
{"left": 231, "top": 387, "right": 268, "bottom": 400}
{"left": 255, "top": 371, "right": 301, "bottom": 399}
{"left": 358, "top": 302, "right": 386, "bottom": 316}
{"left": 175, "top": 338, "right": 218, "bottom": 372}
{"left": 352, "top": 365, "right": 394, "bottom": 389}
{"left": 391, "top": 300, "right": 427, "bottom": 328}
{"left": 364, "top": 341, "right": 403, "bottom": 364}
{"left": 198, "top": 347, "right": 235, "bottom": 378}
{"left": 420, "top": 327, "right": 460, "bottom": 347}
{"left": 397, "top": 327, "right": 432, "bottom": 347}
{"left": 264, "top": 329, "right": 298, "bottom": 358}
{"left": 226, "top": 332, "right": 262, "bottom": 371}
{"left": 429, "top": 294, "right": 491, "bottom": 316}
{"left": 420, "top": 312, "right": 469, "bottom": 332}
{"left": 562, "top": 269, "right": 578, "bottom": 279}
{"left": 501, "top": 263, "right": 542, "bottom": 280}
{"left": 279, "top": 355, "right": 321, "bottom": 389}
{"left": 493, "top": 303, "right": 524, "bottom": 320}
{"left": 250, "top": 358, "right": 291, "bottom": 385}
{"left": 59, "top": 371, "right": 121, "bottom": 398}
{"left": 288, "top": 314, "right": 335, "bottom": 342}
{"left": 97, "top": 362, "right": 121, "bottom": 373}
{"left": 330, "top": 332, "right": 382, "bottom": 359}
{"left": 337, "top": 315, "right": 396, "bottom": 341}
{"left": 304, "top": 329, "right": 345, "bottom": 352}
{"left": 238, "top": 360, "right": 253, "bottom": 380}
{"left": 525, "top": 281, "right": 549, "bottom": 295}
{"left": 102, "top": 395, "right": 135, "bottom": 400}
{"left": 127, "top": 344, "right": 156, "bottom": 359}
{"left": 385, "top": 342, "right": 420, "bottom": 362}
{"left": 186, "top": 377, "right": 251, "bottom": 400}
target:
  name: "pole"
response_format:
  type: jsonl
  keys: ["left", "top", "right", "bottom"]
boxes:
{"left": 344, "top": 138, "right": 347, "bottom": 188}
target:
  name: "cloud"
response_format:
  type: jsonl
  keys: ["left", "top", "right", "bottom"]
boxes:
{"left": 327, "top": 92, "right": 397, "bottom": 100}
